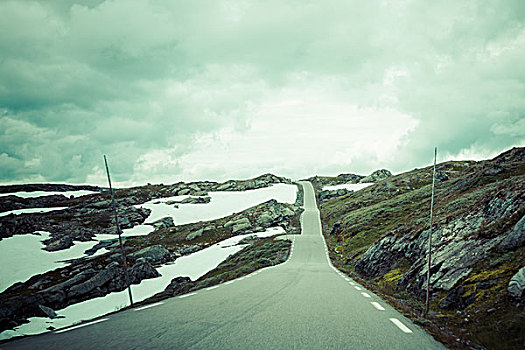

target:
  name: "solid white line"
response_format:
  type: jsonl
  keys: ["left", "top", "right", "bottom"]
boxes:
{"left": 179, "top": 293, "right": 197, "bottom": 299}
{"left": 55, "top": 318, "right": 109, "bottom": 334}
{"left": 206, "top": 285, "right": 220, "bottom": 291}
{"left": 225, "top": 280, "right": 234, "bottom": 285}
{"left": 134, "top": 302, "right": 164, "bottom": 311}
{"left": 354, "top": 286, "right": 362, "bottom": 291}
{"left": 390, "top": 318, "right": 413, "bottom": 333}
{"left": 238, "top": 277, "right": 244, "bottom": 281}
{"left": 361, "top": 292, "right": 371, "bottom": 298}
{"left": 371, "top": 302, "right": 385, "bottom": 311}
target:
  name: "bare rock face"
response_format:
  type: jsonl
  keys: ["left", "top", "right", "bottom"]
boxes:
{"left": 508, "top": 267, "right": 525, "bottom": 301}
{"left": 499, "top": 215, "right": 525, "bottom": 251}
{"left": 359, "top": 169, "right": 392, "bottom": 183}
{"left": 129, "top": 245, "right": 171, "bottom": 263}
{"left": 148, "top": 216, "right": 174, "bottom": 229}
{"left": 186, "top": 229, "right": 204, "bottom": 241}
{"left": 355, "top": 188, "right": 523, "bottom": 299}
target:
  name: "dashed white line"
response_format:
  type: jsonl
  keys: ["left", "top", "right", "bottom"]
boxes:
{"left": 134, "top": 302, "right": 164, "bottom": 311}
{"left": 179, "top": 292, "right": 197, "bottom": 299}
{"left": 55, "top": 318, "right": 109, "bottom": 334}
{"left": 371, "top": 302, "right": 385, "bottom": 311}
{"left": 361, "top": 292, "right": 371, "bottom": 298}
{"left": 349, "top": 282, "right": 355, "bottom": 286}
{"left": 344, "top": 278, "right": 350, "bottom": 282}
{"left": 390, "top": 318, "right": 413, "bottom": 333}
{"left": 354, "top": 286, "right": 362, "bottom": 291}
{"left": 206, "top": 285, "right": 220, "bottom": 291}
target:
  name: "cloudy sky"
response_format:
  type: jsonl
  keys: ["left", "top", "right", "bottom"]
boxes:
{"left": 1, "top": 0, "right": 524, "bottom": 186}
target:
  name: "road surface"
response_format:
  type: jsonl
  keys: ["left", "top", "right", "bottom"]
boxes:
{"left": 4, "top": 181, "right": 445, "bottom": 349}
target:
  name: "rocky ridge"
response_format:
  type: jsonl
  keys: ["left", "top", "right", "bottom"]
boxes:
{"left": 0, "top": 173, "right": 292, "bottom": 251}
{"left": 319, "top": 147, "right": 525, "bottom": 349}
{"left": 0, "top": 177, "right": 303, "bottom": 334}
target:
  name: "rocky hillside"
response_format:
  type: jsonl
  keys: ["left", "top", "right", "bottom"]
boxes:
{"left": 318, "top": 147, "right": 524, "bottom": 349}
{"left": 0, "top": 173, "right": 292, "bottom": 251}
{"left": 0, "top": 174, "right": 302, "bottom": 334}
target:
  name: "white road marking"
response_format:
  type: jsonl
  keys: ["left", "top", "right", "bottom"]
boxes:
{"left": 349, "top": 282, "right": 355, "bottom": 286}
{"left": 134, "top": 302, "right": 164, "bottom": 311}
{"left": 55, "top": 318, "right": 109, "bottom": 334}
{"left": 354, "top": 286, "right": 362, "bottom": 291}
{"left": 225, "top": 280, "right": 235, "bottom": 285}
{"left": 361, "top": 292, "right": 371, "bottom": 298}
{"left": 390, "top": 318, "right": 413, "bottom": 333}
{"left": 179, "top": 293, "right": 197, "bottom": 299}
{"left": 371, "top": 302, "right": 385, "bottom": 311}
{"left": 344, "top": 278, "right": 350, "bottom": 282}
{"left": 206, "top": 285, "right": 220, "bottom": 291}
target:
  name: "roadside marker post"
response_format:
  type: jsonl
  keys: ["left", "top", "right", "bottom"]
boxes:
{"left": 104, "top": 155, "right": 134, "bottom": 307}
{"left": 425, "top": 147, "right": 437, "bottom": 315}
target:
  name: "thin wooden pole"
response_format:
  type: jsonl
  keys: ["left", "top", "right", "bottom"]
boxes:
{"left": 104, "top": 155, "right": 134, "bottom": 307}
{"left": 425, "top": 147, "right": 437, "bottom": 315}
{"left": 341, "top": 231, "right": 344, "bottom": 268}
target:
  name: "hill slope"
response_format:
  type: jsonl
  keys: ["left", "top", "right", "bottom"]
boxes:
{"left": 316, "top": 147, "right": 524, "bottom": 349}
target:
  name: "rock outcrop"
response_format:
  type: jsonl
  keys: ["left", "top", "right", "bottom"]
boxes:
{"left": 0, "top": 259, "right": 160, "bottom": 327}
{"left": 508, "top": 267, "right": 525, "bottom": 301}
{"left": 359, "top": 169, "right": 392, "bottom": 183}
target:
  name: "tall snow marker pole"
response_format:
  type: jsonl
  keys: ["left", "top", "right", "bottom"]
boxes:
{"left": 104, "top": 155, "right": 134, "bottom": 307}
{"left": 425, "top": 147, "right": 437, "bottom": 315}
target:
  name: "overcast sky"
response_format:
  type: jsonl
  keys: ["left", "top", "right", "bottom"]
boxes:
{"left": 1, "top": 0, "right": 524, "bottom": 186}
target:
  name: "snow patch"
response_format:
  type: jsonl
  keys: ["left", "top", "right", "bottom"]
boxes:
{"left": 322, "top": 183, "right": 373, "bottom": 192}
{"left": 0, "top": 190, "right": 98, "bottom": 199}
{"left": 0, "top": 227, "right": 287, "bottom": 340}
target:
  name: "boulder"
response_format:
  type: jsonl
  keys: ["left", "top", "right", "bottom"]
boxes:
{"left": 38, "top": 305, "right": 58, "bottom": 319}
{"left": 256, "top": 213, "right": 274, "bottom": 226}
{"left": 43, "top": 236, "right": 73, "bottom": 252}
{"left": 68, "top": 262, "right": 120, "bottom": 297}
{"left": 508, "top": 266, "right": 525, "bottom": 300}
{"left": 130, "top": 245, "right": 170, "bottom": 262}
{"left": 499, "top": 215, "right": 525, "bottom": 251}
{"left": 359, "top": 169, "right": 392, "bottom": 183}
{"left": 225, "top": 217, "right": 252, "bottom": 233}
{"left": 188, "top": 184, "right": 201, "bottom": 191}
{"left": 232, "top": 221, "right": 252, "bottom": 233}
{"left": 186, "top": 229, "right": 204, "bottom": 241}
{"left": 130, "top": 259, "right": 160, "bottom": 283}
{"left": 224, "top": 217, "right": 249, "bottom": 228}
{"left": 217, "top": 182, "right": 233, "bottom": 191}
{"left": 148, "top": 217, "right": 174, "bottom": 229}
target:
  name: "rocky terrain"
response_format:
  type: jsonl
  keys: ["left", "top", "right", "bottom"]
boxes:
{"left": 317, "top": 147, "right": 524, "bottom": 349}
{"left": 0, "top": 174, "right": 302, "bottom": 334}
{"left": 138, "top": 236, "right": 292, "bottom": 306}
{"left": 0, "top": 173, "right": 292, "bottom": 251}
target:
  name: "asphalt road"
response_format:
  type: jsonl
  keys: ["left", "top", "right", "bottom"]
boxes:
{"left": 3, "top": 181, "right": 446, "bottom": 349}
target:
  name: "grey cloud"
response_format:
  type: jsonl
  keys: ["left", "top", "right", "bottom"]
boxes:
{"left": 0, "top": 0, "right": 524, "bottom": 184}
